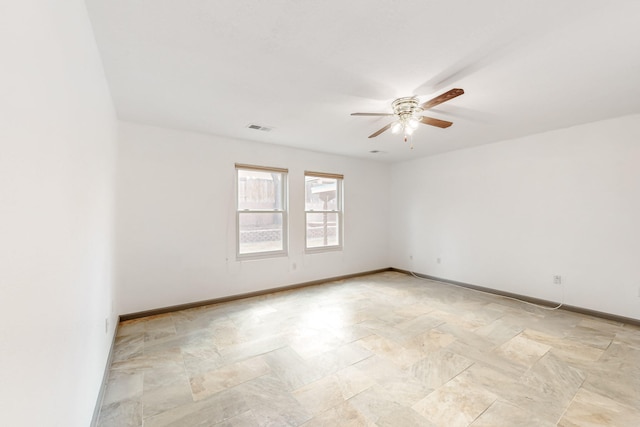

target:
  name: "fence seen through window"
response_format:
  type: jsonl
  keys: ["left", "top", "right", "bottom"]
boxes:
{"left": 305, "top": 172, "right": 343, "bottom": 250}
{"left": 236, "top": 165, "right": 287, "bottom": 257}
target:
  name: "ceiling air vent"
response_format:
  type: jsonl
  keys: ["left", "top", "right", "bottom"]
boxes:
{"left": 247, "top": 124, "right": 272, "bottom": 132}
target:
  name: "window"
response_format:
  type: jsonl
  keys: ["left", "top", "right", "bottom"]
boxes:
{"left": 305, "top": 171, "right": 343, "bottom": 250}
{"left": 236, "top": 164, "right": 287, "bottom": 258}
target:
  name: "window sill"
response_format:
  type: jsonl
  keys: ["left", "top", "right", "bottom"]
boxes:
{"left": 305, "top": 245, "right": 343, "bottom": 254}
{"left": 236, "top": 250, "right": 288, "bottom": 261}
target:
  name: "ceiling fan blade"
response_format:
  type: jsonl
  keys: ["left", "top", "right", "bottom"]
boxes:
{"left": 420, "top": 88, "right": 464, "bottom": 110}
{"left": 351, "top": 112, "right": 394, "bottom": 116}
{"left": 368, "top": 123, "right": 393, "bottom": 138}
{"left": 420, "top": 116, "right": 453, "bottom": 128}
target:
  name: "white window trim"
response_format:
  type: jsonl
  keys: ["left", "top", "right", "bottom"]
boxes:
{"left": 236, "top": 164, "right": 288, "bottom": 260}
{"left": 304, "top": 171, "right": 343, "bottom": 253}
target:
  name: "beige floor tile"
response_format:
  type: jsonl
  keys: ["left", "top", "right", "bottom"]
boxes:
{"left": 356, "top": 334, "right": 423, "bottom": 368}
{"left": 435, "top": 323, "right": 496, "bottom": 352}
{"left": 352, "top": 355, "right": 430, "bottom": 404}
{"left": 522, "top": 328, "right": 605, "bottom": 363}
{"left": 474, "top": 317, "right": 524, "bottom": 346}
{"left": 301, "top": 400, "right": 374, "bottom": 427}
{"left": 462, "top": 364, "right": 528, "bottom": 400}
{"left": 218, "top": 335, "right": 288, "bottom": 364}
{"left": 142, "top": 381, "right": 193, "bottom": 419}
{"left": 246, "top": 403, "right": 312, "bottom": 427}
{"left": 406, "top": 327, "right": 456, "bottom": 354}
{"left": 492, "top": 333, "right": 550, "bottom": 368}
{"left": 143, "top": 329, "right": 217, "bottom": 356}
{"left": 600, "top": 340, "right": 640, "bottom": 368}
{"left": 582, "top": 369, "right": 640, "bottom": 410}
{"left": 112, "top": 334, "right": 144, "bottom": 362}
{"left": 445, "top": 340, "right": 526, "bottom": 378}
{"left": 410, "top": 349, "right": 474, "bottom": 389}
{"left": 617, "top": 325, "right": 640, "bottom": 349}
{"left": 261, "top": 346, "right": 323, "bottom": 391}
{"left": 376, "top": 406, "right": 435, "bottom": 427}
{"left": 143, "top": 325, "right": 177, "bottom": 343}
{"left": 100, "top": 272, "right": 639, "bottom": 426}
{"left": 470, "top": 400, "right": 555, "bottom": 427}
{"left": 143, "top": 388, "right": 248, "bottom": 427}
{"left": 213, "top": 410, "right": 258, "bottom": 427}
{"left": 347, "top": 384, "right": 405, "bottom": 424}
{"left": 428, "top": 309, "right": 487, "bottom": 331}
{"left": 181, "top": 343, "right": 226, "bottom": 378}
{"left": 330, "top": 324, "right": 372, "bottom": 343}
{"left": 558, "top": 387, "right": 640, "bottom": 427}
{"left": 412, "top": 373, "right": 497, "bottom": 427}
{"left": 293, "top": 375, "right": 345, "bottom": 415}
{"left": 208, "top": 318, "right": 246, "bottom": 348}
{"left": 380, "top": 378, "right": 433, "bottom": 408}
{"left": 506, "top": 352, "right": 586, "bottom": 423}
{"left": 564, "top": 324, "right": 616, "bottom": 349}
{"left": 116, "top": 319, "right": 146, "bottom": 337}
{"left": 102, "top": 370, "right": 143, "bottom": 406}
{"left": 190, "top": 356, "right": 270, "bottom": 401}
{"left": 334, "top": 365, "right": 375, "bottom": 400}
{"left": 141, "top": 363, "right": 193, "bottom": 418}
{"left": 235, "top": 374, "right": 313, "bottom": 425}
{"left": 307, "top": 341, "right": 373, "bottom": 377}
{"left": 288, "top": 331, "right": 345, "bottom": 359}
{"left": 111, "top": 348, "right": 185, "bottom": 372}
{"left": 97, "top": 400, "right": 142, "bottom": 427}
{"left": 392, "top": 302, "right": 436, "bottom": 318}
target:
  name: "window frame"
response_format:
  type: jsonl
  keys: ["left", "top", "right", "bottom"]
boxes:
{"left": 304, "top": 171, "right": 344, "bottom": 252}
{"left": 236, "top": 163, "right": 288, "bottom": 260}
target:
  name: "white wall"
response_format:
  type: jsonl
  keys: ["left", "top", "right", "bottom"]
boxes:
{"left": 0, "top": 2, "right": 117, "bottom": 426}
{"left": 390, "top": 114, "right": 640, "bottom": 320}
{"left": 116, "top": 122, "right": 390, "bottom": 314}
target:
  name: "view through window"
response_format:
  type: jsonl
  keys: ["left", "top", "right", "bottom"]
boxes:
{"left": 305, "top": 171, "right": 343, "bottom": 250}
{"left": 236, "top": 164, "right": 288, "bottom": 257}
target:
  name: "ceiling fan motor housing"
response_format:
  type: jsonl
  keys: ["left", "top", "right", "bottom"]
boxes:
{"left": 392, "top": 97, "right": 423, "bottom": 119}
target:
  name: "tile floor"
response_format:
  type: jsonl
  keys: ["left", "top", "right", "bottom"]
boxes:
{"left": 97, "top": 271, "right": 640, "bottom": 426}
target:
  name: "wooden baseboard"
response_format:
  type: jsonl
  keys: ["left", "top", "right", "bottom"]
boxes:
{"left": 392, "top": 268, "right": 640, "bottom": 327}
{"left": 90, "top": 321, "right": 119, "bottom": 427}
{"left": 120, "top": 268, "right": 392, "bottom": 321}
{"left": 119, "top": 266, "right": 639, "bottom": 326}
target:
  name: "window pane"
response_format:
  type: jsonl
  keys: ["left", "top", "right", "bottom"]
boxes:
{"left": 306, "top": 212, "right": 339, "bottom": 248}
{"left": 239, "top": 212, "right": 284, "bottom": 254}
{"left": 305, "top": 176, "right": 338, "bottom": 211}
{"left": 238, "top": 169, "right": 283, "bottom": 210}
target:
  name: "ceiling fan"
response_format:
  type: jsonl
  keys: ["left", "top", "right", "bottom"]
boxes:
{"left": 351, "top": 88, "right": 464, "bottom": 141}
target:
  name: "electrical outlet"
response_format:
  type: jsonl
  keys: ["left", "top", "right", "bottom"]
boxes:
{"left": 409, "top": 255, "right": 413, "bottom": 260}
{"left": 292, "top": 262, "right": 297, "bottom": 270}
{"left": 553, "top": 275, "right": 562, "bottom": 285}
{"left": 437, "top": 258, "right": 441, "bottom": 264}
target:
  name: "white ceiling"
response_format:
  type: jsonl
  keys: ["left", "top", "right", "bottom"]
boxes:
{"left": 86, "top": 0, "right": 640, "bottom": 162}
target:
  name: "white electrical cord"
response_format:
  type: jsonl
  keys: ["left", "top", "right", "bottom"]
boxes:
{"left": 409, "top": 270, "right": 564, "bottom": 311}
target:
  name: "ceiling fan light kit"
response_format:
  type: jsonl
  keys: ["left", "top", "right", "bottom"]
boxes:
{"left": 351, "top": 88, "right": 464, "bottom": 144}
{"left": 390, "top": 97, "right": 422, "bottom": 137}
